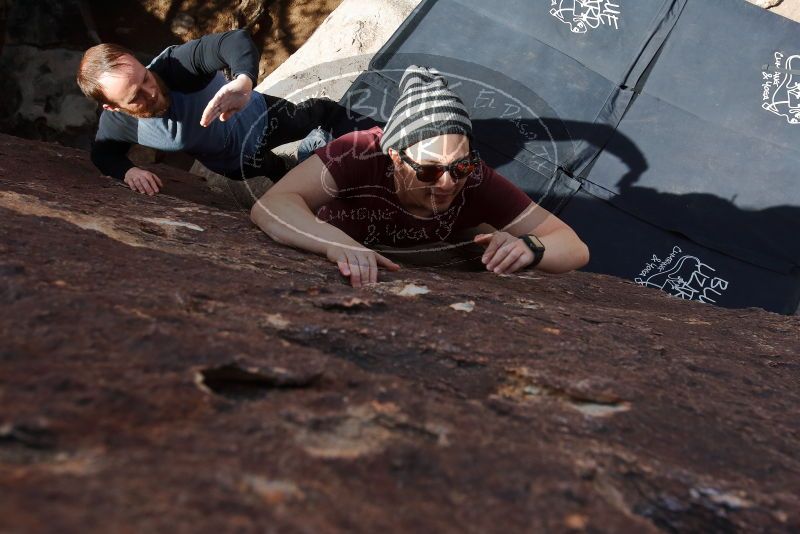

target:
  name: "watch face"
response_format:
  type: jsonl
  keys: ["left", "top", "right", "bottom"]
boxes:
{"left": 528, "top": 235, "right": 545, "bottom": 251}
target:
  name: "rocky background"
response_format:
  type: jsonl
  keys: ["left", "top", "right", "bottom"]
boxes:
{"left": 0, "top": 1, "right": 799, "bottom": 532}
{"left": 0, "top": 0, "right": 343, "bottom": 150}
{"left": 752, "top": 0, "right": 800, "bottom": 18}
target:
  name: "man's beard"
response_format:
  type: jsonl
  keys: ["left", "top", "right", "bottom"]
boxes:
{"left": 126, "top": 71, "right": 171, "bottom": 119}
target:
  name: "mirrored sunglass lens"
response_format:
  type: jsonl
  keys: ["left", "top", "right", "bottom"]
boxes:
{"left": 453, "top": 161, "right": 475, "bottom": 179}
{"left": 418, "top": 167, "right": 444, "bottom": 182}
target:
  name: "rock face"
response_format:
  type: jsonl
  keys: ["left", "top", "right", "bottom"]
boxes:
{"left": 0, "top": 0, "right": 99, "bottom": 149}
{"left": 3, "top": 0, "right": 90, "bottom": 49}
{"left": 0, "top": 45, "right": 99, "bottom": 149}
{"left": 257, "top": 0, "right": 424, "bottom": 100}
{"left": 1, "top": 133, "right": 799, "bottom": 532}
{"left": 746, "top": 0, "right": 800, "bottom": 21}
{"left": 770, "top": 0, "right": 800, "bottom": 20}
{"left": 749, "top": 0, "right": 783, "bottom": 8}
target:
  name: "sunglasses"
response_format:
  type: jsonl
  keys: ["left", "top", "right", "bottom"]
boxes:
{"left": 400, "top": 149, "right": 481, "bottom": 183}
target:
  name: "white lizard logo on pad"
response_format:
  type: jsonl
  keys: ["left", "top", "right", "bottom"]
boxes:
{"left": 550, "top": 0, "right": 621, "bottom": 33}
{"left": 762, "top": 52, "right": 800, "bottom": 125}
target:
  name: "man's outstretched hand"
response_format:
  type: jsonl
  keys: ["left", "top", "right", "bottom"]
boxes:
{"left": 327, "top": 244, "right": 401, "bottom": 288}
{"left": 200, "top": 74, "right": 253, "bottom": 127}
{"left": 124, "top": 167, "right": 163, "bottom": 196}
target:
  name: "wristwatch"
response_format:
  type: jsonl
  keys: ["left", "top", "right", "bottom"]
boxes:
{"left": 520, "top": 234, "right": 546, "bottom": 268}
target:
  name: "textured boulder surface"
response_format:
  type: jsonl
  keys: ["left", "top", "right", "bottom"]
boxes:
{"left": 1, "top": 133, "right": 799, "bottom": 532}
{"left": 257, "top": 0, "right": 423, "bottom": 99}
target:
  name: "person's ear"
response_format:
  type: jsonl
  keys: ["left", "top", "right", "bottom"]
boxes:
{"left": 388, "top": 148, "right": 401, "bottom": 166}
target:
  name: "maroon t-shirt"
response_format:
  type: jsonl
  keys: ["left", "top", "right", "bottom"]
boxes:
{"left": 314, "top": 127, "right": 532, "bottom": 248}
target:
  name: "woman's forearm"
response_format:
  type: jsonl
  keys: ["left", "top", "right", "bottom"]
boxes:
{"left": 250, "top": 193, "right": 361, "bottom": 256}
{"left": 537, "top": 227, "right": 590, "bottom": 274}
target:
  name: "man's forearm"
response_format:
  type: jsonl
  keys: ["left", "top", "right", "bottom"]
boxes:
{"left": 91, "top": 140, "right": 135, "bottom": 180}
{"left": 182, "top": 30, "right": 260, "bottom": 85}
{"left": 217, "top": 30, "right": 259, "bottom": 85}
{"left": 251, "top": 193, "right": 362, "bottom": 256}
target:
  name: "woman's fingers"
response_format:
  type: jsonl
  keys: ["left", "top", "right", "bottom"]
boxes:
{"left": 506, "top": 253, "right": 532, "bottom": 274}
{"left": 486, "top": 243, "right": 512, "bottom": 271}
{"left": 344, "top": 252, "right": 362, "bottom": 287}
{"left": 494, "top": 245, "right": 526, "bottom": 274}
{"left": 486, "top": 237, "right": 516, "bottom": 270}
{"left": 376, "top": 253, "right": 401, "bottom": 272}
{"left": 332, "top": 248, "right": 402, "bottom": 287}
{"left": 481, "top": 233, "right": 510, "bottom": 264}
{"left": 357, "top": 256, "right": 370, "bottom": 287}
{"left": 367, "top": 254, "right": 378, "bottom": 284}
{"left": 347, "top": 254, "right": 361, "bottom": 287}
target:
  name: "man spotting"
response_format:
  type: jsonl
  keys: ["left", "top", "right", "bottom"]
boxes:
{"left": 250, "top": 65, "right": 590, "bottom": 286}
{"left": 77, "top": 30, "right": 336, "bottom": 195}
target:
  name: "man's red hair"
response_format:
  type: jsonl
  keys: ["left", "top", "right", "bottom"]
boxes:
{"left": 76, "top": 44, "right": 136, "bottom": 104}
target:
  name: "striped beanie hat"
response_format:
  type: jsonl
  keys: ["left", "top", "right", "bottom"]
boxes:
{"left": 380, "top": 65, "right": 472, "bottom": 154}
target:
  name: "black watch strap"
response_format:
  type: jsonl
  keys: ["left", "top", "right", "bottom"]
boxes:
{"left": 521, "top": 234, "right": 545, "bottom": 268}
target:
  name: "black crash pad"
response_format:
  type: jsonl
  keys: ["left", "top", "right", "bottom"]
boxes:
{"left": 330, "top": 0, "right": 800, "bottom": 314}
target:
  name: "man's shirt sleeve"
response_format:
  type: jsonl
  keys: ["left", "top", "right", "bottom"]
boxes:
{"left": 152, "top": 29, "right": 260, "bottom": 92}
{"left": 91, "top": 111, "right": 138, "bottom": 180}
